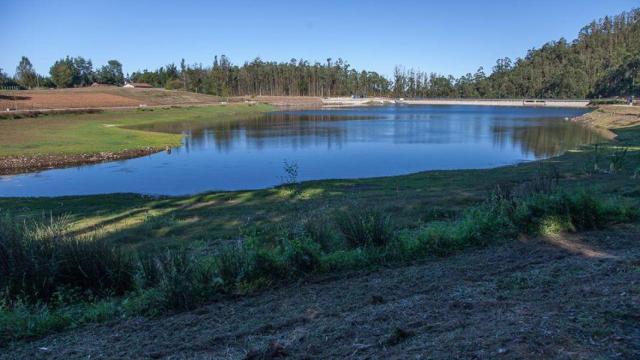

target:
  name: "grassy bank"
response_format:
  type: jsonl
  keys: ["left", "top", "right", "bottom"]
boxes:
{"left": 0, "top": 103, "right": 273, "bottom": 158}
{"left": 1, "top": 105, "right": 640, "bottom": 343}
{"left": 1, "top": 187, "right": 637, "bottom": 343}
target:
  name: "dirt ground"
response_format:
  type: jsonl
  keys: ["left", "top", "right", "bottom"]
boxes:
{"left": 0, "top": 88, "right": 326, "bottom": 111}
{"left": 4, "top": 224, "right": 639, "bottom": 359}
{"left": 0, "top": 88, "right": 225, "bottom": 111}
{"left": 0, "top": 90, "right": 140, "bottom": 110}
{"left": 237, "top": 96, "right": 323, "bottom": 107}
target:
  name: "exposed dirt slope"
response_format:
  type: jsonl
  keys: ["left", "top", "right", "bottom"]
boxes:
{"left": 0, "top": 88, "right": 224, "bottom": 111}
{"left": 4, "top": 225, "right": 639, "bottom": 359}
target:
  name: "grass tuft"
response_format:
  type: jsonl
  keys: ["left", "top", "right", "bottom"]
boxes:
{"left": 336, "top": 209, "right": 395, "bottom": 248}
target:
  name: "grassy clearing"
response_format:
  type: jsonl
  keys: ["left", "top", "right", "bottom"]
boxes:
{"left": 0, "top": 103, "right": 273, "bottom": 157}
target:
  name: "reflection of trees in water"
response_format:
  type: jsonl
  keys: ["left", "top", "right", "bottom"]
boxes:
{"left": 491, "top": 121, "right": 600, "bottom": 158}
{"left": 160, "top": 111, "right": 601, "bottom": 159}
{"left": 185, "top": 113, "right": 382, "bottom": 151}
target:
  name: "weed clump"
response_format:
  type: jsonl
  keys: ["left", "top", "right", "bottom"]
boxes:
{"left": 0, "top": 214, "right": 134, "bottom": 303}
{"left": 335, "top": 210, "right": 395, "bottom": 248}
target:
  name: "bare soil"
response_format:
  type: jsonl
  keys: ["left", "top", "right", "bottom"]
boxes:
{"left": 235, "top": 96, "right": 323, "bottom": 107}
{"left": 0, "top": 88, "right": 325, "bottom": 112}
{"left": 4, "top": 225, "right": 639, "bottom": 359}
{"left": 0, "top": 90, "right": 141, "bottom": 110}
{"left": 0, "top": 88, "right": 225, "bottom": 111}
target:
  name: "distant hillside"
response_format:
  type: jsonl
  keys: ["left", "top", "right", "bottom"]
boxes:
{"left": 489, "top": 8, "right": 640, "bottom": 98}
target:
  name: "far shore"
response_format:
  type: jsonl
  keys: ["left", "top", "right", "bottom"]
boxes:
{"left": 322, "top": 97, "right": 591, "bottom": 108}
{"left": 0, "top": 87, "right": 594, "bottom": 114}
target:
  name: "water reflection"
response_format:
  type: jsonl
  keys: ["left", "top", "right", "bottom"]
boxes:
{"left": 174, "top": 108, "right": 597, "bottom": 158}
{"left": 0, "top": 105, "right": 597, "bottom": 197}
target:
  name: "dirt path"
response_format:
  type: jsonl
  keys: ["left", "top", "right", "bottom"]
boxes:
{"left": 4, "top": 225, "right": 639, "bottom": 359}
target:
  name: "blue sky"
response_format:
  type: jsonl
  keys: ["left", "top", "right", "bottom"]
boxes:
{"left": 1, "top": 0, "right": 637, "bottom": 77}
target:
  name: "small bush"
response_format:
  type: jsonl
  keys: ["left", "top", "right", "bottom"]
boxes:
{"left": 588, "top": 98, "right": 627, "bottom": 106}
{"left": 0, "top": 296, "right": 121, "bottom": 344}
{"left": 414, "top": 222, "right": 461, "bottom": 256}
{"left": 456, "top": 199, "right": 518, "bottom": 246}
{"left": 0, "top": 214, "right": 135, "bottom": 303}
{"left": 336, "top": 210, "right": 395, "bottom": 248}
{"left": 282, "top": 238, "right": 321, "bottom": 274}
{"left": 303, "top": 216, "right": 341, "bottom": 251}
{"left": 246, "top": 248, "right": 286, "bottom": 282}
{"left": 137, "top": 253, "right": 161, "bottom": 289}
{"left": 216, "top": 244, "right": 249, "bottom": 288}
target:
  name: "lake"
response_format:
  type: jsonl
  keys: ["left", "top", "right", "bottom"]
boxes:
{"left": 0, "top": 105, "right": 598, "bottom": 197}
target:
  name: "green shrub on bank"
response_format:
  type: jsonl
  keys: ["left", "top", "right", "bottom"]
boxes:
{"left": 0, "top": 215, "right": 135, "bottom": 303}
{"left": 335, "top": 209, "right": 395, "bottom": 248}
{"left": 150, "top": 249, "right": 217, "bottom": 311}
{"left": 588, "top": 98, "right": 628, "bottom": 106}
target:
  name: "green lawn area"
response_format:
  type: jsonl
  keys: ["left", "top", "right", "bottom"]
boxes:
{"left": 0, "top": 104, "right": 274, "bottom": 157}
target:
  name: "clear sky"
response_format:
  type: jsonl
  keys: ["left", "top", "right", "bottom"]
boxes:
{"left": 1, "top": 0, "right": 637, "bottom": 77}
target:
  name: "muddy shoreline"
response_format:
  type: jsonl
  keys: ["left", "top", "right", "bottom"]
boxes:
{"left": 0, "top": 148, "right": 161, "bottom": 176}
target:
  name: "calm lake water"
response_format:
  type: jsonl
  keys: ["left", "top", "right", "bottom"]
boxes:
{"left": 0, "top": 105, "right": 597, "bottom": 197}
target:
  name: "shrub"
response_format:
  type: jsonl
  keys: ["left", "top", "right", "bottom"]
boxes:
{"left": 282, "top": 238, "right": 321, "bottom": 274}
{"left": 216, "top": 244, "right": 249, "bottom": 288}
{"left": 456, "top": 199, "right": 518, "bottom": 246}
{"left": 152, "top": 249, "right": 217, "bottom": 310}
{"left": 588, "top": 98, "right": 627, "bottom": 106}
{"left": 303, "top": 216, "right": 341, "bottom": 252}
{"left": 246, "top": 248, "right": 286, "bottom": 282}
{"left": 0, "top": 214, "right": 135, "bottom": 303}
{"left": 336, "top": 210, "right": 395, "bottom": 248}
{"left": 0, "top": 296, "right": 122, "bottom": 344}
{"left": 413, "top": 222, "right": 461, "bottom": 257}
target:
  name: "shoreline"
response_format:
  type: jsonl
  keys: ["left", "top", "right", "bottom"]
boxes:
{"left": 0, "top": 148, "right": 162, "bottom": 176}
{"left": 322, "top": 97, "right": 591, "bottom": 108}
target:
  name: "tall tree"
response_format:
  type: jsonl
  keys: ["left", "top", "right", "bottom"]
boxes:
{"left": 49, "top": 58, "right": 75, "bottom": 88}
{"left": 15, "top": 56, "right": 38, "bottom": 88}
{"left": 0, "top": 68, "right": 8, "bottom": 86}
{"left": 96, "top": 60, "right": 124, "bottom": 85}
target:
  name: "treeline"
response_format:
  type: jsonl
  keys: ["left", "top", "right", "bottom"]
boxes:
{"left": 0, "top": 56, "right": 125, "bottom": 89}
{"left": 130, "top": 8, "right": 639, "bottom": 99}
{"left": 131, "top": 56, "right": 391, "bottom": 97}
{"left": 2, "top": 8, "right": 638, "bottom": 98}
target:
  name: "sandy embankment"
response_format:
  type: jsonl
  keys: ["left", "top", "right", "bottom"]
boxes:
{"left": 322, "top": 97, "right": 591, "bottom": 108}
{"left": 571, "top": 104, "right": 640, "bottom": 139}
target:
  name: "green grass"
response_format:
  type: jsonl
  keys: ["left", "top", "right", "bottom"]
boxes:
{"left": 0, "top": 103, "right": 274, "bottom": 157}
{"left": 1, "top": 187, "right": 636, "bottom": 344}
